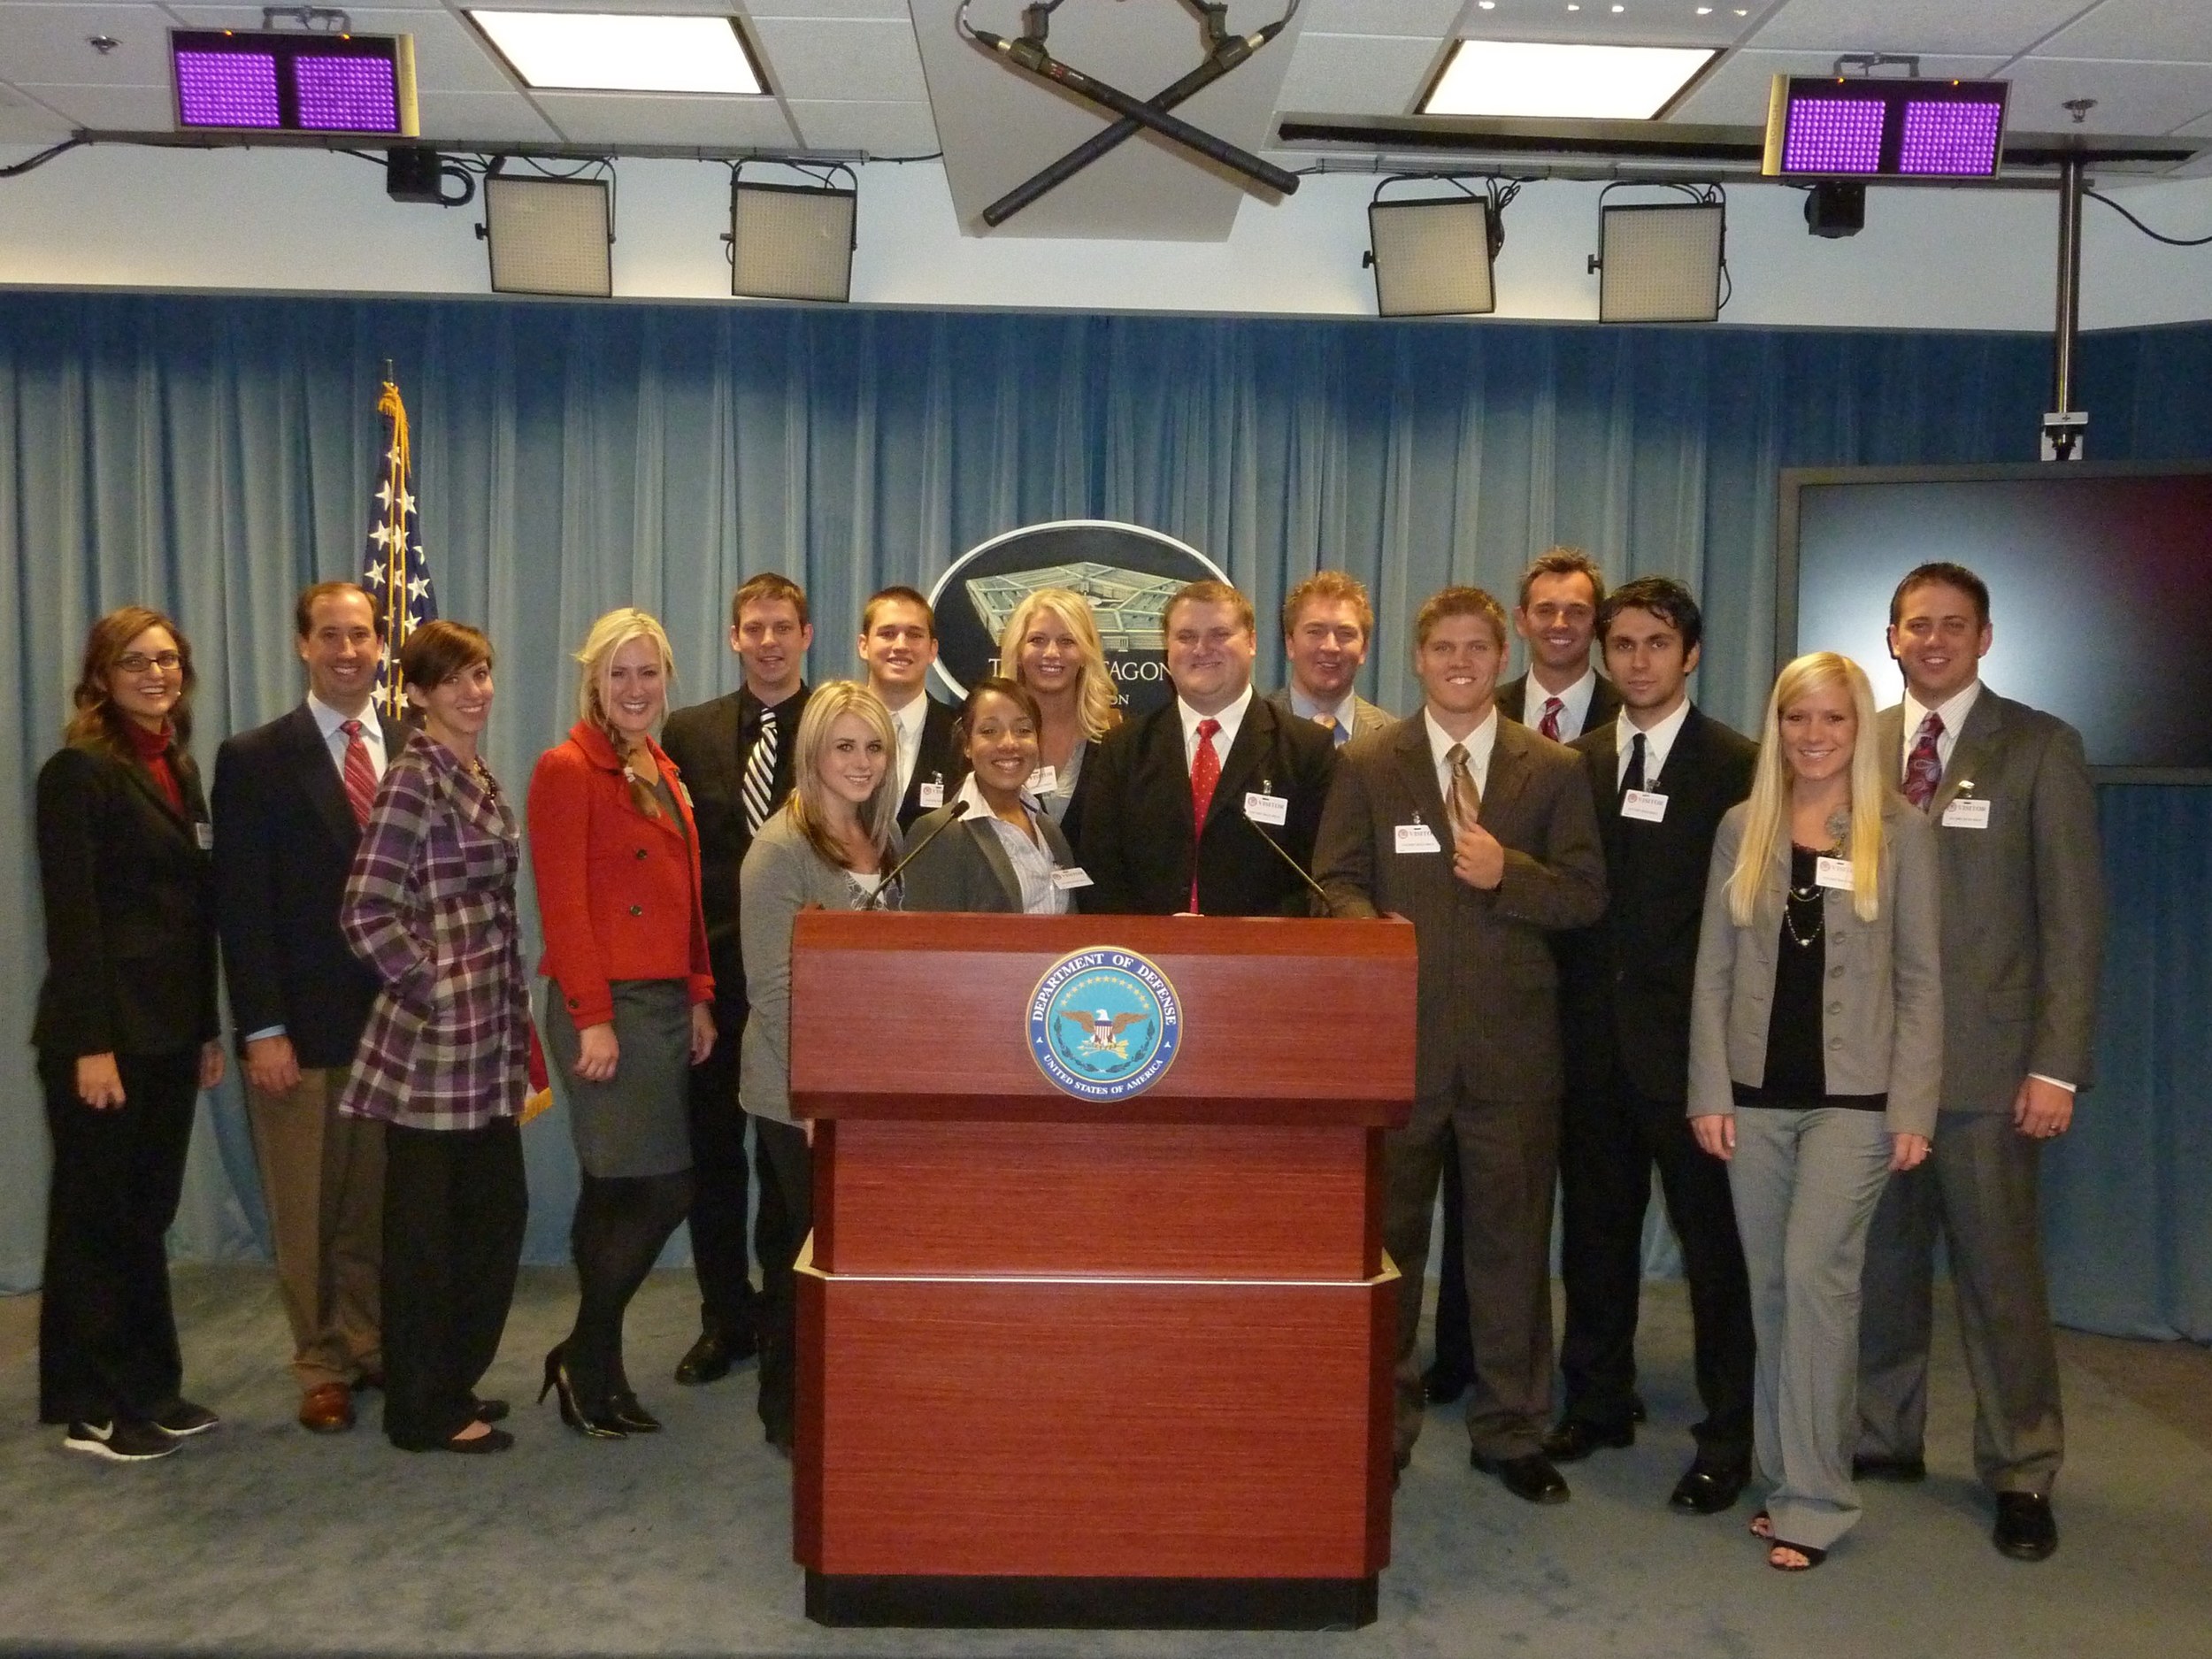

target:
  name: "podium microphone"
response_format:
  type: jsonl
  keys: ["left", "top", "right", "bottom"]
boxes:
{"left": 1248, "top": 818, "right": 1333, "bottom": 913}
{"left": 864, "top": 798, "right": 971, "bottom": 910}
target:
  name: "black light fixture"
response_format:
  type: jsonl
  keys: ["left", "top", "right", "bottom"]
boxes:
{"left": 1804, "top": 180, "right": 1865, "bottom": 238}
{"left": 385, "top": 145, "right": 473, "bottom": 207}
{"left": 171, "top": 23, "right": 417, "bottom": 135}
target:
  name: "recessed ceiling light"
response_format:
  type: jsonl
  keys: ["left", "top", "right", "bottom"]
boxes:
{"left": 1423, "top": 40, "right": 1719, "bottom": 119}
{"left": 466, "top": 11, "right": 764, "bottom": 95}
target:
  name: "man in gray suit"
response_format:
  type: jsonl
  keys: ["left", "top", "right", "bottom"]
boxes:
{"left": 1315, "top": 586, "right": 1606, "bottom": 1503}
{"left": 1855, "top": 561, "right": 2106, "bottom": 1563}
{"left": 1267, "top": 570, "right": 1393, "bottom": 746}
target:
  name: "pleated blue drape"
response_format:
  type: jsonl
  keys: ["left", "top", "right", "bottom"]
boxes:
{"left": 0, "top": 293, "right": 2204, "bottom": 1339}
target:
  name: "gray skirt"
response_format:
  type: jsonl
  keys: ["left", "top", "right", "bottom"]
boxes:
{"left": 542, "top": 978, "right": 694, "bottom": 1179}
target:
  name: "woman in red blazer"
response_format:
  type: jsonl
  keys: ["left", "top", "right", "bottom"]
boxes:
{"left": 527, "top": 608, "right": 714, "bottom": 1440}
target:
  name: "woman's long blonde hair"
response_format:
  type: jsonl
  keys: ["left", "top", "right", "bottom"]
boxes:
{"left": 1727, "top": 651, "right": 1889, "bottom": 926}
{"left": 574, "top": 607, "right": 677, "bottom": 818}
{"left": 996, "top": 587, "right": 1119, "bottom": 741}
{"left": 785, "top": 679, "right": 900, "bottom": 870}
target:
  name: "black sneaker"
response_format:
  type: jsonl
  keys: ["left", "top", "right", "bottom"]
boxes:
{"left": 64, "top": 1419, "right": 177, "bottom": 1462}
{"left": 150, "top": 1399, "right": 220, "bottom": 1439}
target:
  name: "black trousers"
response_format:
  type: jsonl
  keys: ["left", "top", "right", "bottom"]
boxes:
{"left": 683, "top": 1012, "right": 768, "bottom": 1336}
{"left": 1556, "top": 1067, "right": 1755, "bottom": 1459}
{"left": 753, "top": 1117, "right": 812, "bottom": 1445}
{"left": 379, "top": 1119, "right": 526, "bottom": 1449}
{"left": 37, "top": 1049, "right": 199, "bottom": 1425}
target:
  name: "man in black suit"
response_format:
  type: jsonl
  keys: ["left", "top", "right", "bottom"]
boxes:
{"left": 1432, "top": 546, "right": 1624, "bottom": 1403}
{"left": 213, "top": 581, "right": 400, "bottom": 1433}
{"left": 659, "top": 572, "right": 813, "bottom": 1387}
{"left": 1080, "top": 580, "right": 1333, "bottom": 917}
{"left": 857, "top": 586, "right": 964, "bottom": 833}
{"left": 1540, "top": 577, "right": 1760, "bottom": 1514}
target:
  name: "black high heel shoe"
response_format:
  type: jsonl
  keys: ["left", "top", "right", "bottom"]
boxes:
{"left": 605, "top": 1391, "right": 663, "bottom": 1434}
{"left": 539, "top": 1345, "right": 626, "bottom": 1440}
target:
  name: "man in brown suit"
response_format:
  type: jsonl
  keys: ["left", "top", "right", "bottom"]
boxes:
{"left": 1315, "top": 585, "right": 1606, "bottom": 1503}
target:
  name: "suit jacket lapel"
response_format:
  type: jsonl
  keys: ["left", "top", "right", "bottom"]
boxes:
{"left": 1205, "top": 697, "right": 1271, "bottom": 829}
{"left": 1484, "top": 720, "right": 1532, "bottom": 822}
{"left": 1584, "top": 722, "right": 1623, "bottom": 815}
{"left": 965, "top": 818, "right": 1025, "bottom": 909}
{"left": 1934, "top": 689, "right": 2005, "bottom": 814}
{"left": 117, "top": 748, "right": 193, "bottom": 835}
{"left": 1393, "top": 718, "right": 1451, "bottom": 829}
{"left": 293, "top": 704, "right": 362, "bottom": 851}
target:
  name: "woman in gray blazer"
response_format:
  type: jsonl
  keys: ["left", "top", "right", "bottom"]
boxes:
{"left": 1687, "top": 651, "right": 1942, "bottom": 1571}
{"left": 903, "top": 678, "right": 1080, "bottom": 915}
{"left": 738, "top": 679, "right": 902, "bottom": 1451}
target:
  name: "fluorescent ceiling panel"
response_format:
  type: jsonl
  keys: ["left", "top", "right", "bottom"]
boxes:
{"left": 1422, "top": 40, "right": 1717, "bottom": 119}
{"left": 467, "top": 11, "right": 763, "bottom": 95}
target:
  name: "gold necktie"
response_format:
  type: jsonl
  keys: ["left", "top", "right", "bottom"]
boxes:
{"left": 1447, "top": 741, "right": 1480, "bottom": 833}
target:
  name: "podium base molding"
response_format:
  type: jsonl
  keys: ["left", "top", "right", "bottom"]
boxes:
{"left": 803, "top": 1571, "right": 1379, "bottom": 1631}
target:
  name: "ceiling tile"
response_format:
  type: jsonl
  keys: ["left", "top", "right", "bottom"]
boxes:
{"left": 2004, "top": 56, "right": 2212, "bottom": 134}
{"left": 1301, "top": 0, "right": 1463, "bottom": 37}
{"left": 1665, "top": 48, "right": 2008, "bottom": 125}
{"left": 1452, "top": 4, "right": 1753, "bottom": 51}
{"left": 0, "top": 4, "right": 176, "bottom": 86}
{"left": 165, "top": 7, "right": 518, "bottom": 93}
{"left": 787, "top": 96, "right": 937, "bottom": 150}
{"left": 0, "top": 82, "right": 78, "bottom": 140}
{"left": 749, "top": 15, "right": 927, "bottom": 100}
{"left": 742, "top": 1, "right": 915, "bottom": 16}
{"left": 530, "top": 88, "right": 796, "bottom": 143}
{"left": 1276, "top": 33, "right": 1445, "bottom": 117}
{"left": 2039, "top": 0, "right": 2212, "bottom": 65}
{"left": 414, "top": 88, "right": 563, "bottom": 140}
{"left": 7, "top": 81, "right": 175, "bottom": 127}
{"left": 1747, "top": 0, "right": 2093, "bottom": 58}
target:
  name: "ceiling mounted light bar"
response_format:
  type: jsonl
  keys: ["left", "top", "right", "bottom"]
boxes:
{"left": 1763, "top": 73, "right": 2009, "bottom": 179}
{"left": 171, "top": 27, "right": 418, "bottom": 134}
{"left": 960, "top": 0, "right": 1298, "bottom": 201}
{"left": 979, "top": 0, "right": 1299, "bottom": 228}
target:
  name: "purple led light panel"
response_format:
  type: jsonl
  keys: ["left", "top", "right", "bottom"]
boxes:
{"left": 1782, "top": 96, "right": 1884, "bottom": 173}
{"left": 175, "top": 49, "right": 281, "bottom": 128}
{"left": 295, "top": 55, "right": 400, "bottom": 133}
{"left": 1899, "top": 100, "right": 2004, "bottom": 176}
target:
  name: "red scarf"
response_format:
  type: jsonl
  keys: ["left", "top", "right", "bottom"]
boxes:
{"left": 124, "top": 718, "right": 182, "bottom": 813}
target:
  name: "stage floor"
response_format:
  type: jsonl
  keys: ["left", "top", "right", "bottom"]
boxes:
{"left": 2, "top": 1267, "right": 2207, "bottom": 1659}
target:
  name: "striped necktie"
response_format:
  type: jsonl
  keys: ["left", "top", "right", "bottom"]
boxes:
{"left": 339, "top": 719, "right": 376, "bottom": 826}
{"left": 742, "top": 706, "right": 779, "bottom": 834}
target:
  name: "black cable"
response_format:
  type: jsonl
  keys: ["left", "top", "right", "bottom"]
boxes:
{"left": 2087, "top": 187, "right": 2212, "bottom": 248}
{"left": 0, "top": 136, "right": 86, "bottom": 179}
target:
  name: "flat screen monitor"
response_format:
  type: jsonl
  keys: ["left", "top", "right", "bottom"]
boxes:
{"left": 1778, "top": 463, "right": 2212, "bottom": 781}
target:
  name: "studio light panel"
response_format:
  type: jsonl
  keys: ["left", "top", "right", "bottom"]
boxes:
{"left": 1597, "top": 204, "right": 1724, "bottom": 325}
{"left": 171, "top": 29, "right": 417, "bottom": 135}
{"left": 731, "top": 182, "right": 856, "bottom": 303}
{"left": 1764, "top": 76, "right": 2008, "bottom": 180}
{"left": 1367, "top": 197, "right": 1496, "bottom": 318}
{"left": 483, "top": 176, "right": 613, "bottom": 298}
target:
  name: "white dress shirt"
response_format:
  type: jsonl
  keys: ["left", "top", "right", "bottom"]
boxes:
{"left": 1614, "top": 697, "right": 1693, "bottom": 790}
{"left": 952, "top": 774, "right": 1068, "bottom": 915}
{"left": 1899, "top": 679, "right": 1985, "bottom": 780}
{"left": 308, "top": 692, "right": 388, "bottom": 782}
{"left": 1525, "top": 666, "right": 1598, "bottom": 741}
{"left": 887, "top": 691, "right": 929, "bottom": 799}
{"left": 1179, "top": 682, "right": 1254, "bottom": 772}
{"left": 1425, "top": 704, "right": 1499, "bottom": 806}
{"left": 1288, "top": 684, "right": 1356, "bottom": 745}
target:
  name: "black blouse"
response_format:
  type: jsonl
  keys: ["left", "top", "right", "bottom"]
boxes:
{"left": 1734, "top": 845, "right": 1886, "bottom": 1112}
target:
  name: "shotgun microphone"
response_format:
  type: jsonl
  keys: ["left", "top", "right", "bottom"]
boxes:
{"left": 863, "top": 798, "right": 970, "bottom": 910}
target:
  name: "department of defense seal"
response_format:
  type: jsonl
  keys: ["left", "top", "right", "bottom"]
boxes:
{"left": 1027, "top": 947, "right": 1183, "bottom": 1102}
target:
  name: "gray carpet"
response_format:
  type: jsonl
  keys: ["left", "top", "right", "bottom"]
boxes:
{"left": 1, "top": 1266, "right": 2207, "bottom": 1659}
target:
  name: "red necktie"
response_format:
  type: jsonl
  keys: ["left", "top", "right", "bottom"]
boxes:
{"left": 340, "top": 718, "right": 377, "bottom": 826}
{"left": 1539, "top": 696, "right": 1564, "bottom": 741}
{"left": 1904, "top": 710, "right": 1944, "bottom": 810}
{"left": 1188, "top": 718, "right": 1221, "bottom": 911}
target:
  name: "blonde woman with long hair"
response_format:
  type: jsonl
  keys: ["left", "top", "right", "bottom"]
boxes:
{"left": 996, "top": 587, "right": 1119, "bottom": 843}
{"left": 527, "top": 608, "right": 715, "bottom": 1440}
{"left": 738, "top": 679, "right": 900, "bottom": 1449}
{"left": 1686, "top": 651, "right": 1942, "bottom": 1571}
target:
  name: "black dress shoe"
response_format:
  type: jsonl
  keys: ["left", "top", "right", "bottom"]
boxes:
{"left": 674, "top": 1321, "right": 757, "bottom": 1386}
{"left": 1669, "top": 1459, "right": 1750, "bottom": 1515}
{"left": 1422, "top": 1361, "right": 1471, "bottom": 1405}
{"left": 1851, "top": 1453, "right": 1928, "bottom": 1483}
{"left": 472, "top": 1398, "right": 510, "bottom": 1424}
{"left": 1993, "top": 1493, "right": 2058, "bottom": 1561}
{"left": 1471, "top": 1450, "right": 1571, "bottom": 1505}
{"left": 1541, "top": 1417, "right": 1635, "bottom": 1463}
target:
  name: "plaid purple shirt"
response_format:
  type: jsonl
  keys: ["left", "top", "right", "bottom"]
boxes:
{"left": 336, "top": 730, "right": 528, "bottom": 1131}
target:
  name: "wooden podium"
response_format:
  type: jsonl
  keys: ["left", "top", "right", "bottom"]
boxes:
{"left": 789, "top": 912, "right": 1416, "bottom": 1631}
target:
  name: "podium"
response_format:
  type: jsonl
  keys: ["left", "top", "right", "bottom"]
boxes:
{"left": 789, "top": 912, "right": 1416, "bottom": 1631}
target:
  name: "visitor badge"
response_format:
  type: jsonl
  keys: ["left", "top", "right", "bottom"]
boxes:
{"left": 194, "top": 821, "right": 215, "bottom": 850}
{"left": 1027, "top": 765, "right": 1057, "bottom": 795}
{"left": 1051, "top": 866, "right": 1094, "bottom": 890}
{"left": 1815, "top": 856, "right": 1854, "bottom": 891}
{"left": 1244, "top": 790, "right": 1288, "bottom": 826}
{"left": 1396, "top": 821, "right": 1442, "bottom": 855}
{"left": 1941, "top": 797, "right": 1991, "bottom": 829}
{"left": 919, "top": 776, "right": 945, "bottom": 810}
{"left": 1620, "top": 789, "right": 1669, "bottom": 823}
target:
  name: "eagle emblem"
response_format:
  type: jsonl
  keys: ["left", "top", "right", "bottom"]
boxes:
{"left": 1028, "top": 949, "right": 1184, "bottom": 1101}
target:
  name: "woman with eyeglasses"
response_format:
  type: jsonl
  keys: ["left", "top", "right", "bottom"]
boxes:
{"left": 34, "top": 608, "right": 226, "bottom": 1462}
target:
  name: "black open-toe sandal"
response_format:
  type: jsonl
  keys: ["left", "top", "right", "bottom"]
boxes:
{"left": 1768, "top": 1540, "right": 1826, "bottom": 1571}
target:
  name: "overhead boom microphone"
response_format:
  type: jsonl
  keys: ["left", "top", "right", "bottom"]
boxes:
{"left": 967, "top": 24, "right": 1300, "bottom": 199}
{"left": 982, "top": 12, "right": 1296, "bottom": 227}
{"left": 863, "top": 797, "right": 971, "bottom": 910}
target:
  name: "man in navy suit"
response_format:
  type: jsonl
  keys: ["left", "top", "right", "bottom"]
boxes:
{"left": 858, "top": 586, "right": 964, "bottom": 832}
{"left": 213, "top": 582, "right": 400, "bottom": 1434}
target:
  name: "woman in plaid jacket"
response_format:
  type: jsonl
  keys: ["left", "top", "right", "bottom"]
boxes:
{"left": 337, "top": 620, "right": 530, "bottom": 1455}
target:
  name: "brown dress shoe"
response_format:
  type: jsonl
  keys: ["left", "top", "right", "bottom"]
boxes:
{"left": 299, "top": 1382, "right": 356, "bottom": 1433}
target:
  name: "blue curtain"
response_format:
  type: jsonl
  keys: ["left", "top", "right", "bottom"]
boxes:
{"left": 0, "top": 294, "right": 2204, "bottom": 1339}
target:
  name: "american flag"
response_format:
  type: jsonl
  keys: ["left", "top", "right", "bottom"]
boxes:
{"left": 361, "top": 377, "right": 438, "bottom": 723}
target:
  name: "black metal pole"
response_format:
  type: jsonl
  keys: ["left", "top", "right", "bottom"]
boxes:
{"left": 2052, "top": 152, "right": 2085, "bottom": 416}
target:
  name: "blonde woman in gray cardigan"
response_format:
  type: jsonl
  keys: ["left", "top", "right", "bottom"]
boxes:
{"left": 1687, "top": 651, "right": 1942, "bottom": 1572}
{"left": 738, "top": 679, "right": 901, "bottom": 1451}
